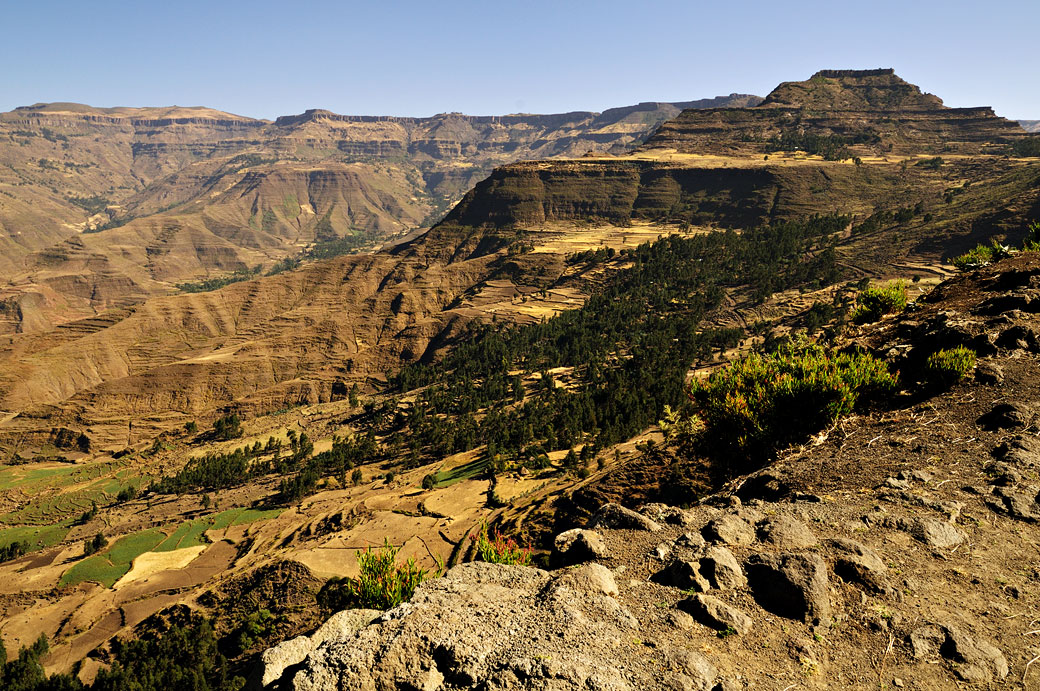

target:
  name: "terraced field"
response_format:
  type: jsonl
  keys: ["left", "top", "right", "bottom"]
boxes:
{"left": 58, "top": 507, "right": 283, "bottom": 588}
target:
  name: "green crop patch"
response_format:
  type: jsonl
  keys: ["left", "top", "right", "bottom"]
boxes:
{"left": 0, "top": 523, "right": 71, "bottom": 551}
{"left": 59, "top": 555, "right": 130, "bottom": 588}
{"left": 154, "top": 508, "right": 283, "bottom": 552}
{"left": 106, "top": 529, "right": 166, "bottom": 565}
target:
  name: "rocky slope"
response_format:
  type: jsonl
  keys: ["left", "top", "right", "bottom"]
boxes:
{"left": 257, "top": 253, "right": 1040, "bottom": 690}
{"left": 1019, "top": 121, "right": 1040, "bottom": 133}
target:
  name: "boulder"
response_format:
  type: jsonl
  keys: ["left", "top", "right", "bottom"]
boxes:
{"left": 977, "top": 401, "right": 1035, "bottom": 430}
{"left": 757, "top": 515, "right": 818, "bottom": 549}
{"left": 653, "top": 558, "right": 711, "bottom": 592}
{"left": 589, "top": 502, "right": 662, "bottom": 531}
{"left": 640, "top": 503, "right": 695, "bottom": 526}
{"left": 910, "top": 517, "right": 966, "bottom": 549}
{"left": 909, "top": 623, "right": 1008, "bottom": 683}
{"left": 255, "top": 608, "right": 380, "bottom": 688}
{"left": 702, "top": 515, "right": 756, "bottom": 546}
{"left": 699, "top": 545, "right": 747, "bottom": 590}
{"left": 826, "top": 538, "right": 888, "bottom": 593}
{"left": 745, "top": 552, "right": 831, "bottom": 623}
{"left": 283, "top": 562, "right": 662, "bottom": 690}
{"left": 552, "top": 562, "right": 619, "bottom": 597}
{"left": 553, "top": 528, "right": 610, "bottom": 565}
{"left": 679, "top": 594, "right": 753, "bottom": 635}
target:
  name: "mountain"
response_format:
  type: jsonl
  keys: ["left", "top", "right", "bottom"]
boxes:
{"left": 0, "top": 95, "right": 761, "bottom": 333}
{"left": 1020, "top": 120, "right": 1040, "bottom": 133}
{"left": 0, "top": 70, "right": 1038, "bottom": 687}
{"left": 643, "top": 69, "right": 1026, "bottom": 157}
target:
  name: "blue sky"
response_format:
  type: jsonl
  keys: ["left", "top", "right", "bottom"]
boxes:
{"left": 2, "top": 0, "right": 1037, "bottom": 120}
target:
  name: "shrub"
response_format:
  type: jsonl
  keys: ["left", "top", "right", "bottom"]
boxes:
{"left": 851, "top": 281, "right": 908, "bottom": 323}
{"left": 951, "top": 240, "right": 1013, "bottom": 271}
{"left": 923, "top": 346, "right": 976, "bottom": 388}
{"left": 470, "top": 522, "right": 532, "bottom": 566}
{"left": 689, "top": 341, "right": 897, "bottom": 469}
{"left": 318, "top": 539, "right": 426, "bottom": 611}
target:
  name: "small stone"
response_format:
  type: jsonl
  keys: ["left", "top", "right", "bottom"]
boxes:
{"left": 679, "top": 594, "right": 754, "bottom": 635}
{"left": 702, "top": 514, "right": 756, "bottom": 546}
{"left": 653, "top": 542, "right": 672, "bottom": 560}
{"left": 884, "top": 477, "right": 911, "bottom": 490}
{"left": 893, "top": 677, "right": 904, "bottom": 688}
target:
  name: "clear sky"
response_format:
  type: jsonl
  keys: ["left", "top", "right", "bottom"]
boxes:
{"left": 2, "top": 0, "right": 1038, "bottom": 121}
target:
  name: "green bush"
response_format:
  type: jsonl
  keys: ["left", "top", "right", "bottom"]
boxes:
{"left": 470, "top": 522, "right": 531, "bottom": 566}
{"left": 851, "top": 281, "right": 908, "bottom": 323}
{"left": 951, "top": 240, "right": 1013, "bottom": 271}
{"left": 923, "top": 347, "right": 976, "bottom": 388}
{"left": 318, "top": 539, "right": 426, "bottom": 611}
{"left": 689, "top": 341, "right": 897, "bottom": 468}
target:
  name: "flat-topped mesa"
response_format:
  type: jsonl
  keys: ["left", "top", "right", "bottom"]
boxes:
{"left": 758, "top": 68, "right": 944, "bottom": 111}
{"left": 642, "top": 69, "right": 1026, "bottom": 157}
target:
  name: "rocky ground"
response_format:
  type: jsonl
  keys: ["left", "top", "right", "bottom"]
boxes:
{"left": 252, "top": 254, "right": 1040, "bottom": 690}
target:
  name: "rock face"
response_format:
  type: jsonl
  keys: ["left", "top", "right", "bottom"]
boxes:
{"left": 274, "top": 562, "right": 716, "bottom": 691}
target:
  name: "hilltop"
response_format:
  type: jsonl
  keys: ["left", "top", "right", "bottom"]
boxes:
{"left": 0, "top": 70, "right": 1038, "bottom": 688}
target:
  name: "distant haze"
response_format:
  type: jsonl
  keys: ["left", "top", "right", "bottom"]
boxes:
{"left": 1, "top": 0, "right": 1038, "bottom": 121}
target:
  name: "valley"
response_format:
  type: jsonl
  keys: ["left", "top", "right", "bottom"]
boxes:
{"left": 0, "top": 69, "right": 1038, "bottom": 689}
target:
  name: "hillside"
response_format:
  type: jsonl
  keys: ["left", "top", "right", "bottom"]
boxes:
{"left": 0, "top": 70, "right": 1038, "bottom": 688}
{"left": 263, "top": 249, "right": 1040, "bottom": 691}
{"left": 1020, "top": 120, "right": 1040, "bottom": 133}
{"left": 0, "top": 95, "right": 760, "bottom": 333}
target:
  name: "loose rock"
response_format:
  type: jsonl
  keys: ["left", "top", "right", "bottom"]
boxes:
{"left": 589, "top": 502, "right": 662, "bottom": 532}
{"left": 745, "top": 552, "right": 831, "bottom": 623}
{"left": 702, "top": 514, "right": 756, "bottom": 546}
{"left": 679, "top": 594, "right": 754, "bottom": 635}
{"left": 699, "top": 545, "right": 747, "bottom": 590}
{"left": 553, "top": 528, "right": 610, "bottom": 565}
{"left": 826, "top": 538, "right": 888, "bottom": 592}
{"left": 910, "top": 517, "right": 966, "bottom": 549}
{"left": 757, "top": 515, "right": 818, "bottom": 549}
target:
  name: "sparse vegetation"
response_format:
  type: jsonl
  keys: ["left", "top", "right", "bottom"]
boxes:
{"left": 176, "top": 267, "right": 261, "bottom": 294}
{"left": 689, "top": 340, "right": 897, "bottom": 470}
{"left": 923, "top": 346, "right": 976, "bottom": 388}
{"left": 851, "top": 281, "right": 908, "bottom": 323}
{"left": 317, "top": 539, "right": 427, "bottom": 611}
{"left": 470, "top": 522, "right": 532, "bottom": 566}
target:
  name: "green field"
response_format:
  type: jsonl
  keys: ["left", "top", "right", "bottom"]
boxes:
{"left": 155, "top": 507, "right": 283, "bottom": 552}
{"left": 0, "top": 522, "right": 71, "bottom": 550}
{"left": 429, "top": 456, "right": 492, "bottom": 489}
{"left": 60, "top": 507, "right": 282, "bottom": 587}
{"left": 59, "top": 555, "right": 130, "bottom": 588}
